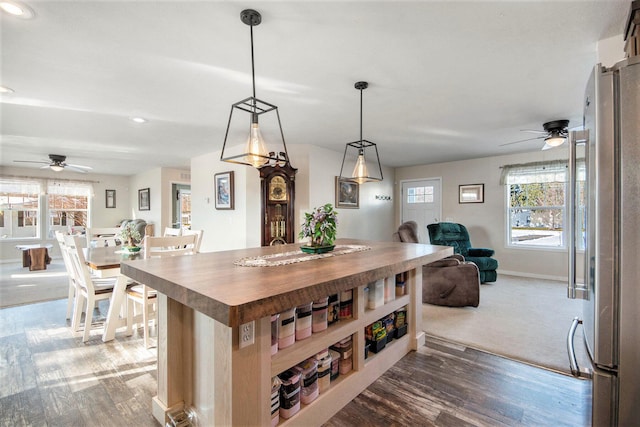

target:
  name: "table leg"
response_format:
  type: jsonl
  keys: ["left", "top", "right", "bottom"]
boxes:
{"left": 103, "top": 275, "right": 129, "bottom": 342}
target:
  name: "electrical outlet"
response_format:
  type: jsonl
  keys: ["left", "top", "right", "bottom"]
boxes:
{"left": 239, "top": 320, "right": 255, "bottom": 348}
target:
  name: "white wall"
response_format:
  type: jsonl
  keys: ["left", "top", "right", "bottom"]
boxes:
{"left": 305, "top": 145, "right": 395, "bottom": 242}
{"left": 128, "top": 168, "right": 161, "bottom": 234}
{"left": 597, "top": 34, "right": 625, "bottom": 68}
{"left": 190, "top": 144, "right": 395, "bottom": 253}
{"left": 395, "top": 147, "right": 570, "bottom": 280}
{"left": 126, "top": 167, "right": 190, "bottom": 236}
{"left": 191, "top": 150, "right": 260, "bottom": 253}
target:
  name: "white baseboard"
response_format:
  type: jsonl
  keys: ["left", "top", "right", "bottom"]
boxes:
{"left": 497, "top": 269, "right": 567, "bottom": 282}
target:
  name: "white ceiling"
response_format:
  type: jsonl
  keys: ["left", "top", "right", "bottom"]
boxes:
{"left": 0, "top": 1, "right": 630, "bottom": 176}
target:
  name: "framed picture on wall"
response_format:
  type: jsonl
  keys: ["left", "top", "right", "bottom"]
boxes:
{"left": 335, "top": 176, "right": 359, "bottom": 209}
{"left": 105, "top": 189, "right": 116, "bottom": 208}
{"left": 459, "top": 184, "right": 484, "bottom": 203}
{"left": 215, "top": 171, "right": 234, "bottom": 210}
{"left": 138, "top": 188, "right": 150, "bottom": 210}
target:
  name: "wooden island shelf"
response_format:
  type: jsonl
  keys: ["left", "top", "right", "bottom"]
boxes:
{"left": 121, "top": 239, "right": 451, "bottom": 426}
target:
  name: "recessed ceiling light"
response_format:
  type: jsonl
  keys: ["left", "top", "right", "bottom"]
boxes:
{"left": 131, "top": 117, "right": 147, "bottom": 124}
{"left": 0, "top": 86, "right": 15, "bottom": 94}
{"left": 0, "top": 1, "right": 35, "bottom": 19}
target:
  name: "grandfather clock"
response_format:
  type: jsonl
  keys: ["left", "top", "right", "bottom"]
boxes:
{"left": 260, "top": 162, "right": 297, "bottom": 246}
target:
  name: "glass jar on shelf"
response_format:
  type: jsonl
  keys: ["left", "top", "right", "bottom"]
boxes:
{"left": 278, "top": 369, "right": 301, "bottom": 419}
{"left": 312, "top": 297, "right": 329, "bottom": 333}
{"left": 295, "top": 358, "right": 319, "bottom": 405}
{"left": 330, "top": 336, "right": 353, "bottom": 375}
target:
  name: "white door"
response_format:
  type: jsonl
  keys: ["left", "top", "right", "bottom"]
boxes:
{"left": 401, "top": 178, "right": 442, "bottom": 243}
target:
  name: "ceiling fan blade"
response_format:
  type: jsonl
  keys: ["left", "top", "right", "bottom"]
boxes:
{"left": 13, "top": 160, "right": 50, "bottom": 165}
{"left": 65, "top": 164, "right": 91, "bottom": 173}
{"left": 541, "top": 142, "right": 554, "bottom": 151}
{"left": 499, "top": 135, "right": 545, "bottom": 147}
{"left": 520, "top": 129, "right": 548, "bottom": 134}
{"left": 66, "top": 163, "right": 93, "bottom": 170}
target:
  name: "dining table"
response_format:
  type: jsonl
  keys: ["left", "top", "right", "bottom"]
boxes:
{"left": 83, "top": 246, "right": 142, "bottom": 342}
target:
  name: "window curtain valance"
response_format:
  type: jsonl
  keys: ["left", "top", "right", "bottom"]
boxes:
{"left": 500, "top": 160, "right": 585, "bottom": 185}
{"left": 1, "top": 177, "right": 95, "bottom": 196}
{"left": 0, "top": 177, "right": 41, "bottom": 195}
{"left": 47, "top": 180, "right": 93, "bottom": 196}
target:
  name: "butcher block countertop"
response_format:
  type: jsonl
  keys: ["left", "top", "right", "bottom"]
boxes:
{"left": 120, "top": 238, "right": 452, "bottom": 327}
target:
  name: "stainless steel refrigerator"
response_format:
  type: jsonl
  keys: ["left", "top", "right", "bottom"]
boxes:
{"left": 566, "top": 56, "right": 640, "bottom": 426}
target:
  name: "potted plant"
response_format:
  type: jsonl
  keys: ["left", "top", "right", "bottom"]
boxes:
{"left": 119, "top": 222, "right": 142, "bottom": 252}
{"left": 299, "top": 203, "right": 338, "bottom": 253}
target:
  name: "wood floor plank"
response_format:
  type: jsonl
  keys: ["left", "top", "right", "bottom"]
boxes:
{"left": 36, "top": 368, "right": 77, "bottom": 421}
{"left": 0, "top": 333, "right": 38, "bottom": 399}
{"left": 46, "top": 409, "right": 86, "bottom": 427}
{"left": 0, "top": 388, "right": 47, "bottom": 426}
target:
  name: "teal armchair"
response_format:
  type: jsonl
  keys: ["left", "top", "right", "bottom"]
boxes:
{"left": 427, "top": 222, "right": 498, "bottom": 283}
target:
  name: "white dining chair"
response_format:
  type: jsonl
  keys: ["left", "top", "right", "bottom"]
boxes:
{"left": 55, "top": 231, "right": 76, "bottom": 320}
{"left": 64, "top": 235, "right": 118, "bottom": 342}
{"left": 182, "top": 229, "right": 204, "bottom": 253}
{"left": 163, "top": 227, "right": 181, "bottom": 237}
{"left": 126, "top": 234, "right": 197, "bottom": 348}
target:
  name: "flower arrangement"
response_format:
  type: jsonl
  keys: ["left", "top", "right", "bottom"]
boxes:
{"left": 299, "top": 203, "right": 338, "bottom": 247}
{"left": 119, "top": 222, "right": 142, "bottom": 247}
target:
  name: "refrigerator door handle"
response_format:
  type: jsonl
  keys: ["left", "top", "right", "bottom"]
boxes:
{"left": 567, "top": 317, "right": 583, "bottom": 377}
{"left": 567, "top": 130, "right": 588, "bottom": 300}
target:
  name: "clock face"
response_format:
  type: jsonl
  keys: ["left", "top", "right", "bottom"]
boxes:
{"left": 269, "top": 176, "right": 287, "bottom": 201}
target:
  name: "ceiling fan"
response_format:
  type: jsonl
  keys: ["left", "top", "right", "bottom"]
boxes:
{"left": 500, "top": 119, "right": 570, "bottom": 151}
{"left": 13, "top": 154, "right": 93, "bottom": 173}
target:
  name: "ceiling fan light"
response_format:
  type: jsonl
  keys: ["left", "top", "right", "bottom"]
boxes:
{"left": 544, "top": 135, "right": 566, "bottom": 147}
{"left": 50, "top": 164, "right": 64, "bottom": 172}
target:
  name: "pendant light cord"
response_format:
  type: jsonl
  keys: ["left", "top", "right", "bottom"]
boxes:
{"left": 359, "top": 88, "right": 364, "bottom": 151}
{"left": 250, "top": 24, "right": 256, "bottom": 103}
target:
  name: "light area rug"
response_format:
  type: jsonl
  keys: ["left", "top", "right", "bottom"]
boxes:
{"left": 0, "top": 261, "right": 69, "bottom": 308}
{"left": 422, "top": 274, "right": 591, "bottom": 376}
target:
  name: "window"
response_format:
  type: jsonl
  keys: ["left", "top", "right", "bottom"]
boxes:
{"left": 0, "top": 178, "right": 41, "bottom": 239}
{"left": 0, "top": 178, "right": 93, "bottom": 239}
{"left": 47, "top": 181, "right": 91, "bottom": 237}
{"left": 406, "top": 186, "right": 434, "bottom": 204}
{"left": 502, "top": 161, "right": 568, "bottom": 249}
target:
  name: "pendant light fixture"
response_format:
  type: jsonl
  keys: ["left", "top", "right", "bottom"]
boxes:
{"left": 220, "top": 9, "right": 289, "bottom": 168}
{"left": 339, "top": 81, "right": 383, "bottom": 184}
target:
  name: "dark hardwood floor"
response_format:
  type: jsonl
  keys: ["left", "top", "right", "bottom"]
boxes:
{"left": 324, "top": 337, "right": 591, "bottom": 427}
{"left": 0, "top": 299, "right": 591, "bottom": 426}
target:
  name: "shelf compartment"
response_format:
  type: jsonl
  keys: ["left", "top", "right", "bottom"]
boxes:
{"left": 277, "top": 369, "right": 355, "bottom": 426}
{"left": 271, "top": 318, "right": 359, "bottom": 376}
{"left": 277, "top": 329, "right": 412, "bottom": 426}
{"left": 364, "top": 333, "right": 409, "bottom": 366}
{"left": 363, "top": 293, "right": 410, "bottom": 325}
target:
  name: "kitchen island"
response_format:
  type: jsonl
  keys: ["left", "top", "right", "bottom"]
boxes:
{"left": 121, "top": 238, "right": 451, "bottom": 426}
